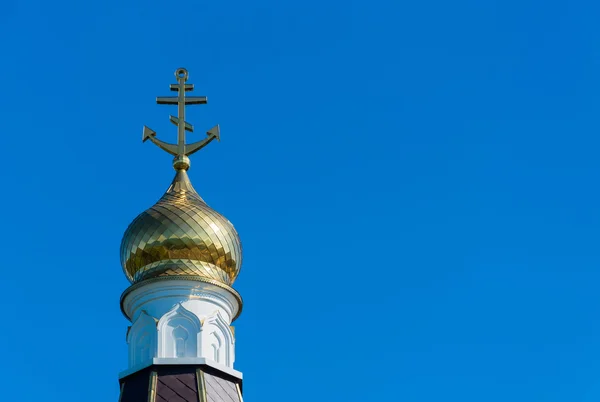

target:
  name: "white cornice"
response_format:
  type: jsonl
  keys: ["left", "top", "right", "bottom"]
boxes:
{"left": 118, "top": 357, "right": 243, "bottom": 380}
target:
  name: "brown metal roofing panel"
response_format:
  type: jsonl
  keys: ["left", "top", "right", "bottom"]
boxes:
{"left": 119, "top": 364, "right": 242, "bottom": 402}
{"left": 120, "top": 369, "right": 150, "bottom": 402}
{"left": 204, "top": 372, "right": 241, "bottom": 402}
{"left": 156, "top": 372, "right": 199, "bottom": 402}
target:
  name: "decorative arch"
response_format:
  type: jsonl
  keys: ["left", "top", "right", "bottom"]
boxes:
{"left": 127, "top": 310, "right": 158, "bottom": 367}
{"left": 157, "top": 303, "right": 201, "bottom": 358}
{"left": 201, "top": 310, "right": 235, "bottom": 367}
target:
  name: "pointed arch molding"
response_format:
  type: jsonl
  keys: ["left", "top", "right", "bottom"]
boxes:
{"left": 124, "top": 280, "right": 241, "bottom": 368}
{"left": 202, "top": 310, "right": 235, "bottom": 367}
{"left": 158, "top": 303, "right": 202, "bottom": 358}
{"left": 127, "top": 310, "right": 158, "bottom": 367}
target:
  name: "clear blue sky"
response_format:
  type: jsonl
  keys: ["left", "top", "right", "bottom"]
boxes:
{"left": 1, "top": 0, "right": 600, "bottom": 400}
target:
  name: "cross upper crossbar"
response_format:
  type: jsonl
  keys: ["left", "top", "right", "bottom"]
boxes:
{"left": 156, "top": 96, "right": 207, "bottom": 105}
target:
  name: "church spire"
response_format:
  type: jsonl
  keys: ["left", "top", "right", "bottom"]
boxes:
{"left": 118, "top": 68, "right": 244, "bottom": 402}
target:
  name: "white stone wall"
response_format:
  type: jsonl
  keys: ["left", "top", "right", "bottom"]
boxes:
{"left": 123, "top": 280, "right": 239, "bottom": 369}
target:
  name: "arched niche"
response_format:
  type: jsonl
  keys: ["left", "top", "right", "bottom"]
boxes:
{"left": 201, "top": 310, "right": 235, "bottom": 367}
{"left": 157, "top": 303, "right": 201, "bottom": 358}
{"left": 127, "top": 310, "right": 158, "bottom": 367}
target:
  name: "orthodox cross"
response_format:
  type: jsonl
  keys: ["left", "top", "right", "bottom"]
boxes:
{"left": 143, "top": 68, "right": 220, "bottom": 169}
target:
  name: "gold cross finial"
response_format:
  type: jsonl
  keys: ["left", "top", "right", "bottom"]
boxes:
{"left": 143, "top": 68, "right": 220, "bottom": 170}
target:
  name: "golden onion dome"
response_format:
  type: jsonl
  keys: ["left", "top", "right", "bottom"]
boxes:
{"left": 120, "top": 169, "right": 242, "bottom": 286}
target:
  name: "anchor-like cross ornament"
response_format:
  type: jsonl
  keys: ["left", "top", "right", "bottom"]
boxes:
{"left": 143, "top": 68, "right": 220, "bottom": 170}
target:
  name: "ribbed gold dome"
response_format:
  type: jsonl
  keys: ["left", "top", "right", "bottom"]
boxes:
{"left": 120, "top": 169, "right": 242, "bottom": 285}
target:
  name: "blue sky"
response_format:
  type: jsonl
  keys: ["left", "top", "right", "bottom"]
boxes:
{"left": 1, "top": 0, "right": 600, "bottom": 400}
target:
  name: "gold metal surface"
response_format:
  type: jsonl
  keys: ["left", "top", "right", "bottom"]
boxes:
{"left": 236, "top": 382, "right": 244, "bottom": 402}
{"left": 120, "top": 169, "right": 242, "bottom": 285}
{"left": 143, "top": 68, "right": 220, "bottom": 171}
{"left": 148, "top": 371, "right": 157, "bottom": 402}
{"left": 196, "top": 369, "right": 207, "bottom": 402}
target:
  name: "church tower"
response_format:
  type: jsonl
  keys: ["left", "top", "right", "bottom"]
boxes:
{"left": 118, "top": 68, "right": 245, "bottom": 402}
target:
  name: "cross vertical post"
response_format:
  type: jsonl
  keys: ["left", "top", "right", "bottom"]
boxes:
{"left": 176, "top": 71, "right": 186, "bottom": 157}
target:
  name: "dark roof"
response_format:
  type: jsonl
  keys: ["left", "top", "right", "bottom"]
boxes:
{"left": 119, "top": 365, "right": 242, "bottom": 402}
{"left": 204, "top": 372, "right": 240, "bottom": 402}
